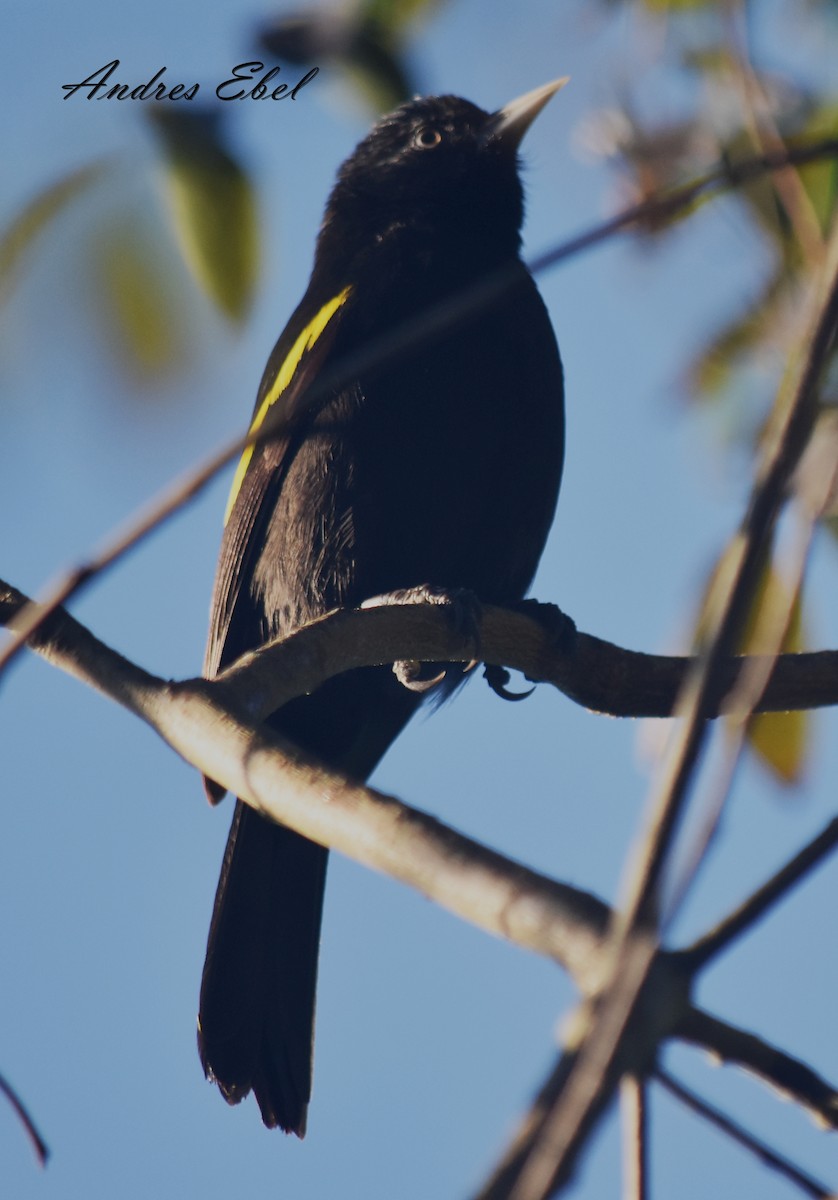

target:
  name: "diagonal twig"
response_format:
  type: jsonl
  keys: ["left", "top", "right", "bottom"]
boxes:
{"left": 620, "top": 1075, "right": 648, "bottom": 1200}
{"left": 684, "top": 817, "right": 838, "bottom": 969}
{"left": 677, "top": 1008, "right": 838, "bottom": 1131}
{"left": 4, "top": 576, "right": 838, "bottom": 1155}
{"left": 655, "top": 1067, "right": 833, "bottom": 1200}
{"left": 472, "top": 197, "right": 838, "bottom": 1200}
{"left": 0, "top": 1071, "right": 49, "bottom": 1166}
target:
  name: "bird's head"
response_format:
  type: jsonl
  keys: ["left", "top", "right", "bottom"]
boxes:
{"left": 318, "top": 79, "right": 568, "bottom": 268}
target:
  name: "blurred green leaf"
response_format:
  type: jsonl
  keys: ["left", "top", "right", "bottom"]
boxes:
{"left": 688, "top": 266, "right": 788, "bottom": 400}
{"left": 342, "top": 19, "right": 416, "bottom": 110}
{"left": 0, "top": 160, "right": 110, "bottom": 299}
{"left": 359, "top": 0, "right": 444, "bottom": 32}
{"left": 93, "top": 218, "right": 189, "bottom": 380}
{"left": 741, "top": 568, "right": 808, "bottom": 784}
{"left": 793, "top": 104, "right": 838, "bottom": 235}
{"left": 257, "top": 1, "right": 444, "bottom": 112}
{"left": 641, "top": 0, "right": 720, "bottom": 9}
{"left": 695, "top": 552, "right": 809, "bottom": 784}
{"left": 148, "top": 108, "right": 259, "bottom": 323}
{"left": 723, "top": 131, "right": 796, "bottom": 251}
{"left": 747, "top": 693, "right": 808, "bottom": 783}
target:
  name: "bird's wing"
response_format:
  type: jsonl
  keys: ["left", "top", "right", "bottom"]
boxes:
{"left": 204, "top": 285, "right": 353, "bottom": 679}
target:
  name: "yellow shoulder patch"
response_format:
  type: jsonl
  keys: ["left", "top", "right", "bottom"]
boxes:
{"left": 224, "top": 286, "right": 352, "bottom": 525}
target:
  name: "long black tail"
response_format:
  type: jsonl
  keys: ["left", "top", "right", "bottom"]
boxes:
{"left": 197, "top": 667, "right": 421, "bottom": 1134}
{"left": 198, "top": 801, "right": 328, "bottom": 1134}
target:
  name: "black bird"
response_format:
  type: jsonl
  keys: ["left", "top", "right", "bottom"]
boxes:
{"left": 198, "top": 79, "right": 568, "bottom": 1135}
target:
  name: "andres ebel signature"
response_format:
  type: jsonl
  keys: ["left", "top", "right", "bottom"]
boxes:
{"left": 62, "top": 60, "right": 319, "bottom": 102}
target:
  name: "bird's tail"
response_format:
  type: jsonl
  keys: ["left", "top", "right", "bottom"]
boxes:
{"left": 197, "top": 666, "right": 421, "bottom": 1133}
{"left": 198, "top": 799, "right": 328, "bottom": 1135}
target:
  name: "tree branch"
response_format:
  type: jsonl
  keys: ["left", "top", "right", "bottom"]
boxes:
{"left": 4, "top": 575, "right": 837, "bottom": 1165}
{"left": 684, "top": 817, "right": 838, "bottom": 969}
{"left": 0, "top": 1071, "right": 49, "bottom": 1167}
{"left": 0, "top": 578, "right": 613, "bottom": 989}
{"left": 4, "top": 579, "right": 838, "bottom": 727}
{"left": 620, "top": 1076, "right": 648, "bottom": 1200}
{"left": 471, "top": 181, "right": 838, "bottom": 1200}
{"left": 677, "top": 1008, "right": 838, "bottom": 1132}
{"left": 212, "top": 601, "right": 838, "bottom": 720}
{"left": 655, "top": 1067, "right": 834, "bottom": 1199}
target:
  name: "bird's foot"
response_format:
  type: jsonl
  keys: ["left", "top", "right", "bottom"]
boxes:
{"left": 362, "top": 585, "right": 482, "bottom": 693}
{"left": 483, "top": 600, "right": 576, "bottom": 702}
{"left": 510, "top": 598, "right": 577, "bottom": 654}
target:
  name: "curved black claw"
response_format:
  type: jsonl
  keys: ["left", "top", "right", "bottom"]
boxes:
{"left": 483, "top": 664, "right": 536, "bottom": 702}
{"left": 362, "top": 585, "right": 483, "bottom": 693}
{"left": 394, "top": 659, "right": 448, "bottom": 693}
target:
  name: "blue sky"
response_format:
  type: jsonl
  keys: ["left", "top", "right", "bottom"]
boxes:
{"left": 2, "top": 2, "right": 838, "bottom": 1198}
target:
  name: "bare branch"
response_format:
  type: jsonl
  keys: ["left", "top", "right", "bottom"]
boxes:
{"left": 5, "top": 580, "right": 837, "bottom": 730}
{"left": 677, "top": 1008, "right": 838, "bottom": 1132}
{"left": 529, "top": 138, "right": 838, "bottom": 277}
{"left": 653, "top": 404, "right": 838, "bottom": 922}
{"left": 656, "top": 1067, "right": 834, "bottom": 1199}
{"left": 213, "top": 601, "right": 838, "bottom": 721}
{"left": 474, "top": 932, "right": 666, "bottom": 1200}
{"left": 5, "top": 576, "right": 838, "bottom": 1167}
{"left": 722, "top": 1, "right": 824, "bottom": 266}
{"left": 473, "top": 1051, "right": 579, "bottom": 1200}
{"left": 0, "top": 1070, "right": 49, "bottom": 1166}
{"left": 684, "top": 818, "right": 838, "bottom": 969}
{"left": 472, "top": 177, "right": 838, "bottom": 1200}
{"left": 0, "top": 579, "right": 614, "bottom": 989}
{"left": 620, "top": 1075, "right": 648, "bottom": 1200}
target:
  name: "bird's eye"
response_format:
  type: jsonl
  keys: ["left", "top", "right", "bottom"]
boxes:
{"left": 413, "top": 126, "right": 442, "bottom": 149}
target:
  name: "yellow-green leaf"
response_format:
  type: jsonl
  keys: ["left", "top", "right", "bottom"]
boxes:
{"left": 258, "top": 9, "right": 417, "bottom": 111}
{"left": 688, "top": 265, "right": 788, "bottom": 401}
{"left": 148, "top": 109, "right": 259, "bottom": 323}
{"left": 794, "top": 104, "right": 838, "bottom": 236}
{"left": 359, "top": 0, "right": 444, "bottom": 34}
{"left": 742, "top": 561, "right": 807, "bottom": 785}
{"left": 696, "top": 553, "right": 809, "bottom": 784}
{"left": 93, "top": 218, "right": 189, "bottom": 380}
{"left": 747, "top": 707, "right": 807, "bottom": 784}
{"left": 0, "top": 160, "right": 110, "bottom": 299}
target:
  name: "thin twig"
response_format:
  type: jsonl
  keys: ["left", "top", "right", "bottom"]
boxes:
{"left": 478, "top": 931, "right": 664, "bottom": 1200}
{"left": 620, "top": 1075, "right": 648, "bottom": 1200}
{"left": 472, "top": 187, "right": 838, "bottom": 1200}
{"left": 528, "top": 138, "right": 838, "bottom": 278}
{"left": 684, "top": 817, "right": 838, "bottom": 969}
{"left": 621, "top": 213, "right": 838, "bottom": 929}
{"left": 676, "top": 1008, "right": 838, "bottom": 1131}
{"left": 0, "top": 1071, "right": 49, "bottom": 1166}
{"left": 474, "top": 1052, "right": 580, "bottom": 1200}
{"left": 656, "top": 1067, "right": 833, "bottom": 1200}
{"left": 659, "top": 412, "right": 838, "bottom": 923}
{"left": 4, "top": 576, "right": 838, "bottom": 1158}
{"left": 722, "top": 0, "right": 824, "bottom": 266}
{"left": 1, "top": 137, "right": 836, "bottom": 683}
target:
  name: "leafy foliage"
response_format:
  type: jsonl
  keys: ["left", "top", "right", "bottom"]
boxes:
{"left": 0, "top": 160, "right": 111, "bottom": 300}
{"left": 257, "top": 0, "right": 443, "bottom": 111}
